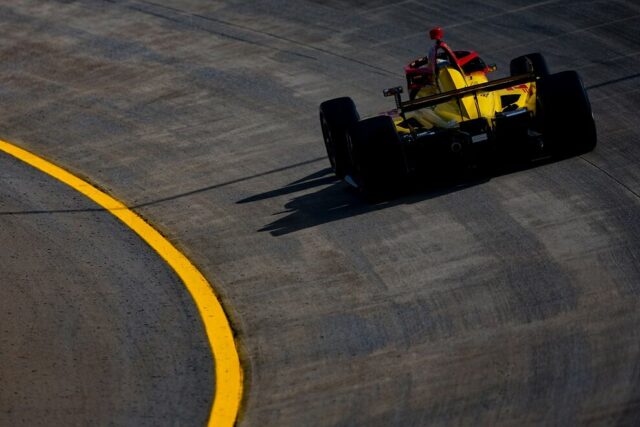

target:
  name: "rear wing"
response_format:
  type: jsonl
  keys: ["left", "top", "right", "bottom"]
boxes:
{"left": 384, "top": 74, "right": 536, "bottom": 114}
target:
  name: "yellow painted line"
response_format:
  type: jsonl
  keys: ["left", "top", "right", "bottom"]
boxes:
{"left": 0, "top": 139, "right": 242, "bottom": 427}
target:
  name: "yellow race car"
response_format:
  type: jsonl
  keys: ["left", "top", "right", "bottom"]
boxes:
{"left": 319, "top": 27, "right": 597, "bottom": 199}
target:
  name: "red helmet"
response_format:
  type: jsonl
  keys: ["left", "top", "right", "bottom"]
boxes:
{"left": 429, "top": 27, "right": 444, "bottom": 41}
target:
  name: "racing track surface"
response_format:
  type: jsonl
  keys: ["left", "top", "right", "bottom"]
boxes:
{"left": 0, "top": 153, "right": 212, "bottom": 425}
{"left": 1, "top": 0, "right": 640, "bottom": 425}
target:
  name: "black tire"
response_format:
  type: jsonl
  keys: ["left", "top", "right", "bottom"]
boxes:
{"left": 537, "top": 70, "right": 597, "bottom": 155}
{"left": 319, "top": 97, "right": 360, "bottom": 178}
{"left": 347, "top": 116, "right": 405, "bottom": 201}
{"left": 510, "top": 53, "right": 550, "bottom": 77}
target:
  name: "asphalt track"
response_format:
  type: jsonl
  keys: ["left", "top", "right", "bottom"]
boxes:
{"left": 1, "top": 0, "right": 640, "bottom": 425}
{"left": 0, "top": 152, "right": 212, "bottom": 425}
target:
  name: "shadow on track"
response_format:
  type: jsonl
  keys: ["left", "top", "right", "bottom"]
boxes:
{"left": 133, "top": 157, "right": 327, "bottom": 209}
{"left": 0, "top": 157, "right": 329, "bottom": 216}
{"left": 238, "top": 166, "right": 491, "bottom": 236}
{"left": 238, "top": 150, "right": 584, "bottom": 236}
{"left": 237, "top": 168, "right": 338, "bottom": 204}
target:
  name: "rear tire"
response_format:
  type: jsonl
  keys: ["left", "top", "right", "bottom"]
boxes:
{"left": 319, "top": 97, "right": 360, "bottom": 178}
{"left": 347, "top": 116, "right": 405, "bottom": 201}
{"left": 510, "top": 53, "right": 550, "bottom": 77}
{"left": 537, "top": 70, "right": 597, "bottom": 155}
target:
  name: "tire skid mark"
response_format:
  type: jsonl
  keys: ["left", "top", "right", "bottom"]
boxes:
{"left": 108, "top": 0, "right": 317, "bottom": 61}
{"left": 579, "top": 157, "right": 640, "bottom": 201}
{"left": 129, "top": 0, "right": 398, "bottom": 77}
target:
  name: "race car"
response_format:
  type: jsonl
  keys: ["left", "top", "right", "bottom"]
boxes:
{"left": 319, "top": 27, "right": 597, "bottom": 199}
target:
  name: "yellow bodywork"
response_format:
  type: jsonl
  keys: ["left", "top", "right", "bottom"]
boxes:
{"left": 394, "top": 67, "right": 537, "bottom": 134}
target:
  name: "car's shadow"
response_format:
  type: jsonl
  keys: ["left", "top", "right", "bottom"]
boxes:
{"left": 237, "top": 164, "right": 518, "bottom": 236}
{"left": 238, "top": 154, "right": 570, "bottom": 236}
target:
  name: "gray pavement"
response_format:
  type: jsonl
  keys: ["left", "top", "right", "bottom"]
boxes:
{"left": 0, "top": 153, "right": 212, "bottom": 425}
{"left": 1, "top": 0, "right": 639, "bottom": 425}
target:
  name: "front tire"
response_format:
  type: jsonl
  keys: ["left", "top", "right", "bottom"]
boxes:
{"left": 510, "top": 53, "right": 550, "bottom": 77}
{"left": 319, "top": 97, "right": 360, "bottom": 178}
